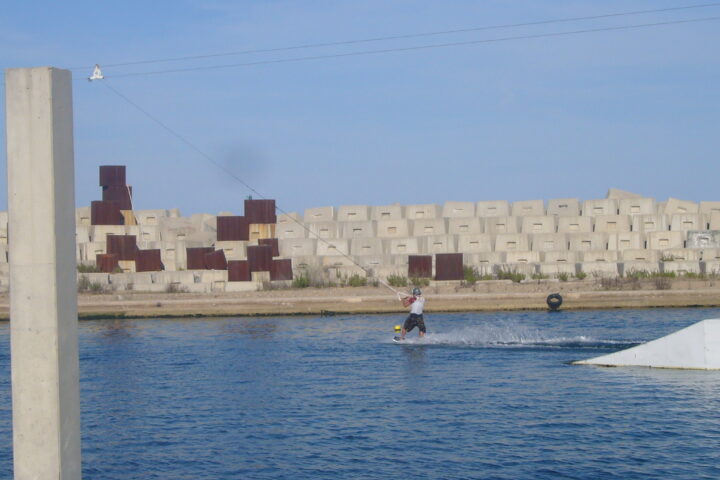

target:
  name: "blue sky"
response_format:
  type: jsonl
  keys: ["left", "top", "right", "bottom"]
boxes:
{"left": 2, "top": 1, "right": 719, "bottom": 215}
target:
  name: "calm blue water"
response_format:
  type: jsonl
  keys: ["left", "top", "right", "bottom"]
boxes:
{"left": 2, "top": 308, "right": 720, "bottom": 479}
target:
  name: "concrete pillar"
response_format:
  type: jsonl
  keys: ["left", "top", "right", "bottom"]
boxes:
{"left": 5, "top": 67, "right": 82, "bottom": 479}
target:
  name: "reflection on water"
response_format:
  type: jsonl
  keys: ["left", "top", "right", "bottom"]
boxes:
{"left": 400, "top": 344, "right": 429, "bottom": 375}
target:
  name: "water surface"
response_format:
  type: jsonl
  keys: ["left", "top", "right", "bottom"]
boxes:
{"left": 1, "top": 308, "right": 720, "bottom": 479}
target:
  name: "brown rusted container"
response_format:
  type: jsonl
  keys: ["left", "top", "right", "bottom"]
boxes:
{"left": 186, "top": 247, "right": 215, "bottom": 269}
{"left": 102, "top": 185, "right": 133, "bottom": 210}
{"left": 217, "top": 216, "right": 249, "bottom": 241}
{"left": 228, "top": 260, "right": 251, "bottom": 282}
{"left": 99, "top": 165, "right": 126, "bottom": 187}
{"left": 258, "top": 238, "right": 280, "bottom": 257}
{"left": 136, "top": 249, "right": 163, "bottom": 272}
{"left": 96, "top": 253, "right": 119, "bottom": 273}
{"left": 247, "top": 245, "right": 273, "bottom": 272}
{"left": 91, "top": 200, "right": 123, "bottom": 225}
{"left": 408, "top": 255, "right": 432, "bottom": 278}
{"left": 434, "top": 253, "right": 463, "bottom": 281}
{"left": 106, "top": 235, "right": 138, "bottom": 261}
{"left": 270, "top": 259, "right": 293, "bottom": 281}
{"left": 245, "top": 199, "right": 277, "bottom": 224}
{"left": 204, "top": 250, "right": 228, "bottom": 270}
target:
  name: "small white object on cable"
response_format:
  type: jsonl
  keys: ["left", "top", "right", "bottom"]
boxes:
{"left": 88, "top": 64, "right": 104, "bottom": 81}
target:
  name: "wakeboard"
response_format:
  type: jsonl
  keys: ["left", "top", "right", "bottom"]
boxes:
{"left": 392, "top": 336, "right": 405, "bottom": 343}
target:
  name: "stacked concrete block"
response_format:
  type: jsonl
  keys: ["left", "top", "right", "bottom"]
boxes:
{"left": 521, "top": 216, "right": 556, "bottom": 234}
{"left": 215, "top": 241, "right": 247, "bottom": 260}
{"left": 495, "top": 233, "right": 530, "bottom": 252}
{"left": 412, "top": 218, "right": 448, "bottom": 236}
{"left": 531, "top": 233, "right": 568, "bottom": 252}
{"left": 687, "top": 231, "right": 720, "bottom": 249}
{"left": 593, "top": 215, "right": 631, "bottom": 233}
{"left": 316, "top": 239, "right": 350, "bottom": 256}
{"left": 664, "top": 198, "right": 698, "bottom": 215}
{"left": 606, "top": 188, "right": 643, "bottom": 199}
{"left": 700, "top": 201, "right": 720, "bottom": 220}
{"left": 457, "top": 234, "right": 494, "bottom": 253}
{"left": 547, "top": 198, "right": 581, "bottom": 217}
{"left": 631, "top": 214, "right": 669, "bottom": 233}
{"left": 279, "top": 239, "right": 317, "bottom": 257}
{"left": 618, "top": 198, "right": 655, "bottom": 216}
{"left": 341, "top": 221, "right": 376, "bottom": 238}
{"left": 622, "top": 249, "right": 660, "bottom": 262}
{"left": 304, "top": 206, "right": 335, "bottom": 222}
{"left": 442, "top": 201, "right": 475, "bottom": 218}
{"left": 476, "top": 200, "right": 510, "bottom": 218}
{"left": 538, "top": 262, "right": 577, "bottom": 277}
{"left": 511, "top": 200, "right": 545, "bottom": 217}
{"left": 387, "top": 237, "right": 422, "bottom": 255}
{"left": 484, "top": 216, "right": 521, "bottom": 234}
{"left": 89, "top": 225, "right": 126, "bottom": 242}
{"left": 277, "top": 212, "right": 302, "bottom": 225}
{"left": 76, "top": 226, "right": 91, "bottom": 244}
{"left": 506, "top": 251, "right": 540, "bottom": 264}
{"left": 377, "top": 220, "right": 411, "bottom": 238}
{"left": 647, "top": 231, "right": 684, "bottom": 250}
{"left": 276, "top": 222, "right": 307, "bottom": 239}
{"left": 466, "top": 252, "right": 507, "bottom": 269}
{"left": 76, "top": 206, "right": 91, "bottom": 226}
{"left": 557, "top": 216, "right": 593, "bottom": 233}
{"left": 135, "top": 209, "right": 169, "bottom": 226}
{"left": 582, "top": 199, "right": 617, "bottom": 216}
{"left": 424, "top": 235, "right": 457, "bottom": 254}
{"left": 337, "top": 205, "right": 370, "bottom": 222}
{"left": 448, "top": 217, "right": 483, "bottom": 235}
{"left": 662, "top": 261, "right": 701, "bottom": 275}
{"left": 405, "top": 204, "right": 440, "bottom": 220}
{"left": 621, "top": 261, "right": 661, "bottom": 276}
{"left": 670, "top": 214, "right": 705, "bottom": 234}
{"left": 350, "top": 238, "right": 385, "bottom": 256}
{"left": 543, "top": 251, "right": 578, "bottom": 263}
{"left": 371, "top": 204, "right": 404, "bottom": 221}
{"left": 578, "top": 261, "right": 620, "bottom": 277}
{"left": 608, "top": 232, "right": 645, "bottom": 251}
{"left": 660, "top": 249, "right": 698, "bottom": 261}
{"left": 568, "top": 233, "right": 608, "bottom": 251}
{"left": 306, "top": 221, "right": 340, "bottom": 239}
{"left": 711, "top": 212, "right": 720, "bottom": 230}
{"left": 581, "top": 250, "right": 619, "bottom": 262}
{"left": 698, "top": 249, "right": 720, "bottom": 261}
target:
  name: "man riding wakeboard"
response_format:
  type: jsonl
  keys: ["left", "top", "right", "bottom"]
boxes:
{"left": 398, "top": 287, "right": 426, "bottom": 340}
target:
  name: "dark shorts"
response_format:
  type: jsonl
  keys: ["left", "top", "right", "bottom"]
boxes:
{"left": 403, "top": 313, "right": 426, "bottom": 333}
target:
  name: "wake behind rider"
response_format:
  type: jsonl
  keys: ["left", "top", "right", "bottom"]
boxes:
{"left": 399, "top": 287, "right": 426, "bottom": 340}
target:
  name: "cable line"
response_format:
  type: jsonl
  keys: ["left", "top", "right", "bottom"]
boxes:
{"left": 69, "top": 2, "right": 720, "bottom": 71}
{"left": 99, "top": 81, "right": 403, "bottom": 295}
{"left": 103, "top": 16, "right": 720, "bottom": 79}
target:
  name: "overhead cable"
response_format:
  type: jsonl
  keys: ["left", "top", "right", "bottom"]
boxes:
{"left": 102, "top": 16, "right": 720, "bottom": 79}
{"left": 69, "top": 2, "right": 720, "bottom": 71}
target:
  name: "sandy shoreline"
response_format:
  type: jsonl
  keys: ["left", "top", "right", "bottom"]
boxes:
{"left": 1, "top": 278, "right": 719, "bottom": 320}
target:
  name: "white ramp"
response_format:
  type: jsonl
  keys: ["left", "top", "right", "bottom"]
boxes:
{"left": 573, "top": 319, "right": 720, "bottom": 370}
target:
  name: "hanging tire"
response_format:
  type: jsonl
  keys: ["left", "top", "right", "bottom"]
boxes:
{"left": 546, "top": 293, "right": 563, "bottom": 311}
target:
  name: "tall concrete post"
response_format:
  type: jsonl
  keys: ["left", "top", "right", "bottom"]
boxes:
{"left": 5, "top": 67, "right": 82, "bottom": 479}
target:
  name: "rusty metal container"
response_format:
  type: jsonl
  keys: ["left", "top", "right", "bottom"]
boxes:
{"left": 204, "top": 250, "right": 228, "bottom": 270}
{"left": 247, "top": 245, "right": 273, "bottom": 272}
{"left": 136, "top": 249, "right": 163, "bottom": 272}
{"left": 249, "top": 224, "right": 276, "bottom": 241}
{"left": 258, "top": 238, "right": 280, "bottom": 257}
{"left": 99, "top": 165, "right": 126, "bottom": 187}
{"left": 270, "top": 259, "right": 293, "bottom": 281}
{"left": 91, "top": 200, "right": 123, "bottom": 225}
{"left": 217, "top": 216, "right": 249, "bottom": 241}
{"left": 102, "top": 185, "right": 132, "bottom": 210}
{"left": 186, "top": 247, "right": 215, "bottom": 269}
{"left": 106, "top": 235, "right": 138, "bottom": 261}
{"left": 434, "top": 253, "right": 463, "bottom": 280}
{"left": 408, "top": 255, "right": 432, "bottom": 278}
{"left": 96, "top": 253, "right": 119, "bottom": 273}
{"left": 245, "top": 199, "right": 277, "bottom": 224}
{"left": 228, "top": 260, "right": 251, "bottom": 282}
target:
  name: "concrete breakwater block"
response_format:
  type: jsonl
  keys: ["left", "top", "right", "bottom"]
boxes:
{"left": 573, "top": 319, "right": 720, "bottom": 370}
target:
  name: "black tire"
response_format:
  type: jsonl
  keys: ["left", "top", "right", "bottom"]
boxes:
{"left": 546, "top": 293, "right": 563, "bottom": 311}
